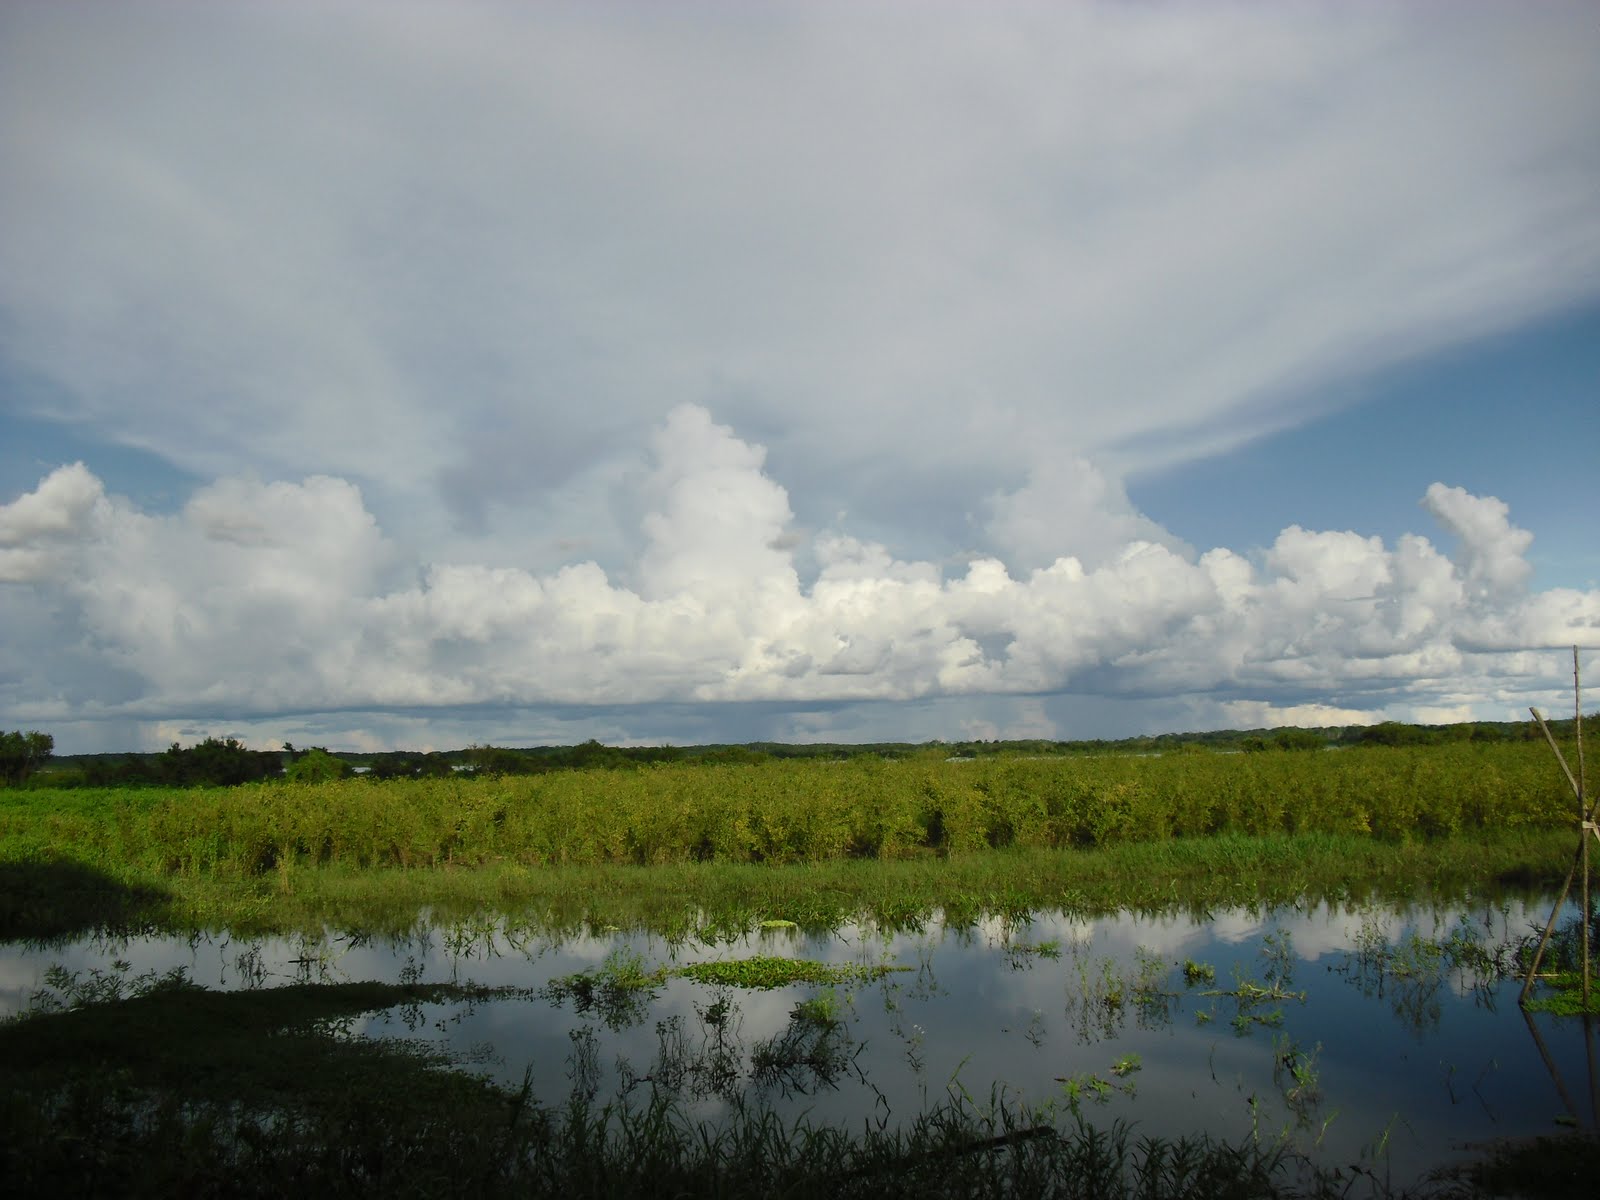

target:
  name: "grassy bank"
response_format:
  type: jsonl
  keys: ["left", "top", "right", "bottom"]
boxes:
{"left": 1, "top": 829, "right": 1576, "bottom": 940}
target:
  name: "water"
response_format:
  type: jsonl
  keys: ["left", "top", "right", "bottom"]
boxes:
{"left": 3, "top": 895, "right": 1594, "bottom": 1182}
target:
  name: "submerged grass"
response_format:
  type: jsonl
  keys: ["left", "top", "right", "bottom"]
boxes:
{"left": 1521, "top": 973, "right": 1600, "bottom": 1016}
{"left": 541, "top": 952, "right": 912, "bottom": 1030}
{"left": 0, "top": 1080, "right": 1321, "bottom": 1199}
{"left": 6, "top": 967, "right": 1593, "bottom": 1198}
{"left": 672, "top": 956, "right": 910, "bottom": 990}
{"left": 1520, "top": 908, "right": 1600, "bottom": 1016}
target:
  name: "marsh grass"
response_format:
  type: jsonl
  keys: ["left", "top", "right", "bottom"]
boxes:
{"left": 1051, "top": 1052, "right": 1145, "bottom": 1123}
{"left": 792, "top": 985, "right": 845, "bottom": 1030}
{"left": 1522, "top": 973, "right": 1600, "bottom": 1016}
{"left": 1271, "top": 1035, "right": 1324, "bottom": 1127}
{"left": 1, "top": 742, "right": 1577, "bottom": 943}
{"left": 1461, "top": 1132, "right": 1600, "bottom": 1200}
{"left": 749, "top": 1005, "right": 863, "bottom": 1094}
{"left": 0, "top": 830, "right": 1574, "bottom": 942}
{"left": 1005, "top": 938, "right": 1063, "bottom": 971}
{"left": 1518, "top": 909, "right": 1600, "bottom": 1016}
{"left": 1, "top": 965, "right": 559, "bottom": 1197}
{"left": 1055, "top": 931, "right": 1313, "bottom": 1048}
{"left": 0, "top": 956, "right": 1341, "bottom": 1198}
{"left": 672, "top": 955, "right": 910, "bottom": 990}
{"left": 539, "top": 947, "right": 668, "bottom": 1027}
{"left": 3, "top": 744, "right": 1570, "bottom": 881}
{"left": 13, "top": 1073, "right": 1585, "bottom": 1199}
{"left": 541, "top": 952, "right": 912, "bottom": 1031}
{"left": 0, "top": 959, "right": 1415, "bottom": 1200}
{"left": 1332, "top": 911, "right": 1539, "bottom": 1031}
{"left": 3, "top": 1074, "right": 1341, "bottom": 1199}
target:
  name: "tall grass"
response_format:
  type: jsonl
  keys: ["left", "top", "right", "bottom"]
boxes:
{"left": 1, "top": 743, "right": 1573, "bottom": 880}
{"left": 0, "top": 1072, "right": 1369, "bottom": 1200}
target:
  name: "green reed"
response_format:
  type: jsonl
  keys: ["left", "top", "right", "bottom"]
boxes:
{"left": 1, "top": 742, "right": 1572, "bottom": 879}
{"left": 0, "top": 828, "right": 1573, "bottom": 943}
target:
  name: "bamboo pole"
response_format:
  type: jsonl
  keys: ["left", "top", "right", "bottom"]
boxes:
{"left": 1576, "top": 649, "right": 1590, "bottom": 1011}
{"left": 1519, "top": 649, "right": 1598, "bottom": 1010}
{"left": 1531, "top": 705, "right": 1582, "bottom": 803}
{"left": 1520, "top": 842, "right": 1583, "bottom": 1006}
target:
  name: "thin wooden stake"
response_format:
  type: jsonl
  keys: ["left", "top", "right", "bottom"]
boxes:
{"left": 1521, "top": 845, "right": 1583, "bottom": 1006}
{"left": 1576, "top": 648, "right": 1590, "bottom": 1011}
{"left": 1531, "top": 705, "right": 1582, "bottom": 805}
{"left": 1580, "top": 645, "right": 1589, "bottom": 822}
{"left": 1520, "top": 652, "right": 1600, "bottom": 1009}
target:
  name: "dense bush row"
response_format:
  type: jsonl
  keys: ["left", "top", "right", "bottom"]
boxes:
{"left": 28, "top": 713, "right": 1594, "bottom": 791}
{"left": 0, "top": 742, "right": 1577, "bottom": 878}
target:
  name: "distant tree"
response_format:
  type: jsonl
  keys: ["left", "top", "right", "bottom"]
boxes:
{"left": 366, "top": 756, "right": 415, "bottom": 781}
{"left": 416, "top": 754, "right": 456, "bottom": 778}
{"left": 285, "top": 747, "right": 351, "bottom": 783}
{"left": 84, "top": 755, "right": 157, "bottom": 787}
{"left": 0, "top": 730, "right": 53, "bottom": 786}
{"left": 465, "top": 745, "right": 535, "bottom": 776}
{"left": 565, "top": 739, "right": 628, "bottom": 770}
{"left": 695, "top": 746, "right": 770, "bottom": 765}
{"left": 1271, "top": 729, "right": 1326, "bottom": 752}
{"left": 159, "top": 738, "right": 282, "bottom": 786}
{"left": 1359, "top": 722, "right": 1430, "bottom": 747}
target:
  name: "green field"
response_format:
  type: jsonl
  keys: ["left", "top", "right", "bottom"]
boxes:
{"left": 4, "top": 742, "right": 1577, "bottom": 869}
{"left": 0, "top": 741, "right": 1581, "bottom": 938}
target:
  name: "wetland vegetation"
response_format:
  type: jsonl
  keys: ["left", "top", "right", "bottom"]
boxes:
{"left": 0, "top": 740, "right": 1579, "bottom": 913}
{"left": 2, "top": 734, "right": 1596, "bottom": 1196}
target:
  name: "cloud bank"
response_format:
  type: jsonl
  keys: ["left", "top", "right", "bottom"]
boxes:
{"left": 2, "top": 3, "right": 1598, "bottom": 749}
{"left": 3, "top": 406, "right": 1594, "bottom": 748}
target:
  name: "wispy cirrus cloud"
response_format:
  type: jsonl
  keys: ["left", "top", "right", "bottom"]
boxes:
{"left": 3, "top": 3, "right": 1597, "bottom": 574}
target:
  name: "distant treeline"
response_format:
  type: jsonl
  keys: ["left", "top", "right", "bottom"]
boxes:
{"left": 28, "top": 739, "right": 349, "bottom": 789}
{"left": 13, "top": 714, "right": 1594, "bottom": 790}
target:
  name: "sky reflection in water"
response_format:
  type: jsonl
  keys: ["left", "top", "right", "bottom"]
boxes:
{"left": 1, "top": 895, "right": 1592, "bottom": 1182}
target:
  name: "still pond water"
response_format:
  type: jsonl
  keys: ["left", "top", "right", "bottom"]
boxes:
{"left": 3, "top": 895, "right": 1594, "bottom": 1181}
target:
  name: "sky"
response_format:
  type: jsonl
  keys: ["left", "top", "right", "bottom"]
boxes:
{"left": 1, "top": 1, "right": 1598, "bottom": 755}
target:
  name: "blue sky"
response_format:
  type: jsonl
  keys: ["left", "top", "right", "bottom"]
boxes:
{"left": 1130, "top": 301, "right": 1600, "bottom": 594}
{"left": 2, "top": 2, "right": 1597, "bottom": 754}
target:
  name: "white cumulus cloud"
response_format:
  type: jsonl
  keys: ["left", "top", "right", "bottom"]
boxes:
{"left": 2, "top": 406, "right": 1594, "bottom": 748}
